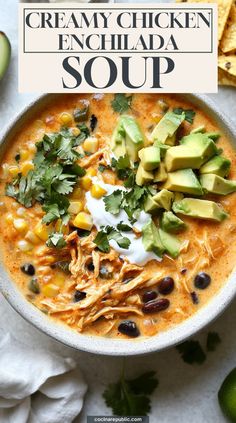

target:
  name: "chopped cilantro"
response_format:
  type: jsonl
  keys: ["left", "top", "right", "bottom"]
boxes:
{"left": 73, "top": 106, "right": 89, "bottom": 122}
{"left": 117, "top": 221, "right": 132, "bottom": 232}
{"left": 206, "top": 332, "right": 221, "bottom": 352}
{"left": 111, "top": 94, "right": 132, "bottom": 114}
{"left": 94, "top": 225, "right": 131, "bottom": 253}
{"left": 103, "top": 369, "right": 158, "bottom": 416}
{"left": 173, "top": 107, "right": 196, "bottom": 124}
{"left": 98, "top": 164, "right": 110, "bottom": 173}
{"left": 111, "top": 155, "right": 132, "bottom": 180}
{"left": 104, "top": 190, "right": 123, "bottom": 215}
{"left": 176, "top": 340, "right": 206, "bottom": 365}
{"left": 76, "top": 123, "right": 90, "bottom": 143}
{"left": 46, "top": 232, "right": 66, "bottom": 249}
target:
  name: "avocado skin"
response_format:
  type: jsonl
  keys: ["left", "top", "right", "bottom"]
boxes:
{"left": 172, "top": 198, "right": 228, "bottom": 222}
{"left": 159, "top": 228, "right": 181, "bottom": 258}
{"left": 199, "top": 155, "right": 231, "bottom": 178}
{"left": 200, "top": 174, "right": 236, "bottom": 195}
{"left": 161, "top": 211, "right": 187, "bottom": 233}
{"left": 142, "top": 220, "right": 165, "bottom": 256}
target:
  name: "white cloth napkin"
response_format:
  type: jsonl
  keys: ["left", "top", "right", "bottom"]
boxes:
{"left": 0, "top": 331, "right": 87, "bottom": 423}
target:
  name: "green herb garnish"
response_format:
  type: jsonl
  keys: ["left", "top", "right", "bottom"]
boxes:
{"left": 111, "top": 94, "right": 132, "bottom": 114}
{"left": 206, "top": 332, "right": 221, "bottom": 351}
{"left": 173, "top": 108, "right": 196, "bottom": 124}
{"left": 46, "top": 232, "right": 67, "bottom": 249}
{"left": 176, "top": 340, "right": 206, "bottom": 365}
{"left": 74, "top": 106, "right": 89, "bottom": 122}
{"left": 94, "top": 225, "right": 131, "bottom": 253}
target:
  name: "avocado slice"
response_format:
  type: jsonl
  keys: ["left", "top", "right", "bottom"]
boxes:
{"left": 165, "top": 145, "right": 203, "bottom": 172}
{"left": 159, "top": 228, "right": 181, "bottom": 258}
{"left": 121, "top": 115, "right": 144, "bottom": 161}
{"left": 190, "top": 125, "right": 206, "bottom": 134}
{"left": 161, "top": 211, "right": 187, "bottom": 233}
{"left": 163, "top": 169, "right": 203, "bottom": 196}
{"left": 152, "top": 189, "right": 174, "bottom": 211}
{"left": 138, "top": 146, "right": 160, "bottom": 171}
{"left": 144, "top": 195, "right": 160, "bottom": 214}
{"left": 151, "top": 111, "right": 185, "bottom": 145}
{"left": 153, "top": 162, "right": 168, "bottom": 183}
{"left": 142, "top": 219, "right": 165, "bottom": 256}
{"left": 200, "top": 174, "right": 236, "bottom": 195}
{"left": 173, "top": 198, "right": 228, "bottom": 222}
{"left": 199, "top": 155, "right": 231, "bottom": 177}
{"left": 111, "top": 120, "right": 126, "bottom": 158}
{"left": 136, "top": 162, "right": 153, "bottom": 186}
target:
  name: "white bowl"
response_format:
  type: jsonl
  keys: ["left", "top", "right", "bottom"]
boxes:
{"left": 0, "top": 93, "right": 236, "bottom": 356}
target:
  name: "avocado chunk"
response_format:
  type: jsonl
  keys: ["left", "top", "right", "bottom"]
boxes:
{"left": 173, "top": 198, "right": 228, "bottom": 222}
{"left": 153, "top": 141, "right": 170, "bottom": 158}
{"left": 151, "top": 111, "right": 185, "bottom": 145}
{"left": 159, "top": 228, "right": 181, "bottom": 258}
{"left": 142, "top": 219, "right": 165, "bottom": 256}
{"left": 136, "top": 163, "right": 153, "bottom": 186}
{"left": 190, "top": 125, "right": 206, "bottom": 134}
{"left": 153, "top": 162, "right": 168, "bottom": 183}
{"left": 111, "top": 120, "right": 126, "bottom": 158}
{"left": 152, "top": 189, "right": 174, "bottom": 211}
{"left": 165, "top": 145, "right": 203, "bottom": 172}
{"left": 144, "top": 195, "right": 161, "bottom": 214}
{"left": 161, "top": 211, "right": 187, "bottom": 233}
{"left": 163, "top": 169, "right": 203, "bottom": 196}
{"left": 199, "top": 155, "right": 231, "bottom": 177}
{"left": 200, "top": 174, "right": 236, "bottom": 195}
{"left": 121, "top": 115, "right": 144, "bottom": 161}
{"left": 138, "top": 146, "right": 160, "bottom": 171}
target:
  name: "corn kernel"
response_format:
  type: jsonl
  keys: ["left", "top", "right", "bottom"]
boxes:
{"left": 5, "top": 213, "right": 14, "bottom": 224}
{"left": 42, "top": 283, "right": 59, "bottom": 298}
{"left": 68, "top": 201, "right": 83, "bottom": 214}
{"left": 152, "top": 113, "right": 162, "bottom": 123}
{"left": 83, "top": 137, "right": 99, "bottom": 153}
{"left": 86, "top": 168, "right": 97, "bottom": 177}
{"left": 71, "top": 186, "right": 82, "bottom": 199}
{"left": 53, "top": 274, "right": 65, "bottom": 287}
{"left": 59, "top": 112, "right": 73, "bottom": 126}
{"left": 90, "top": 184, "right": 107, "bottom": 199}
{"left": 25, "top": 230, "right": 41, "bottom": 245}
{"left": 20, "top": 149, "right": 30, "bottom": 161}
{"left": 20, "top": 161, "right": 34, "bottom": 176}
{"left": 34, "top": 223, "right": 49, "bottom": 242}
{"left": 13, "top": 218, "right": 28, "bottom": 234}
{"left": 17, "top": 240, "right": 33, "bottom": 252}
{"left": 80, "top": 175, "right": 92, "bottom": 191}
{"left": 8, "top": 166, "right": 19, "bottom": 177}
{"left": 73, "top": 212, "right": 93, "bottom": 231}
{"left": 72, "top": 127, "right": 81, "bottom": 136}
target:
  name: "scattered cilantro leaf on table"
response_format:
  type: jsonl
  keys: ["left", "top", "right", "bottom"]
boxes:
{"left": 173, "top": 107, "right": 196, "bottom": 124}
{"left": 111, "top": 94, "right": 133, "bottom": 114}
{"left": 176, "top": 340, "right": 206, "bottom": 365}
{"left": 103, "top": 370, "right": 158, "bottom": 416}
{"left": 206, "top": 332, "right": 221, "bottom": 352}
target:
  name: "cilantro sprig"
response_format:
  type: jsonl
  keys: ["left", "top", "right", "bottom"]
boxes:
{"left": 111, "top": 94, "right": 132, "bottom": 114}
{"left": 176, "top": 331, "right": 221, "bottom": 365}
{"left": 94, "top": 225, "right": 131, "bottom": 253}
{"left": 173, "top": 107, "right": 196, "bottom": 124}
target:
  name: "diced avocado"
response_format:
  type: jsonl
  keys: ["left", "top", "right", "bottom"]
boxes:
{"left": 142, "top": 219, "right": 165, "bottom": 256}
{"left": 161, "top": 211, "right": 187, "bottom": 233}
{"left": 200, "top": 174, "right": 236, "bottom": 195}
{"left": 153, "top": 141, "right": 170, "bottom": 158}
{"left": 111, "top": 120, "right": 126, "bottom": 158}
{"left": 190, "top": 125, "right": 206, "bottom": 134}
{"left": 199, "top": 155, "right": 231, "bottom": 177}
{"left": 206, "top": 132, "right": 220, "bottom": 141}
{"left": 173, "top": 198, "right": 228, "bottom": 222}
{"left": 174, "top": 192, "right": 184, "bottom": 202}
{"left": 152, "top": 189, "right": 174, "bottom": 211}
{"left": 153, "top": 162, "right": 168, "bottom": 183}
{"left": 138, "top": 146, "right": 160, "bottom": 171}
{"left": 165, "top": 145, "right": 203, "bottom": 172}
{"left": 180, "top": 132, "right": 217, "bottom": 158}
{"left": 136, "top": 163, "right": 153, "bottom": 186}
{"left": 121, "top": 115, "right": 144, "bottom": 161}
{"left": 151, "top": 111, "right": 185, "bottom": 145}
{"left": 144, "top": 195, "right": 160, "bottom": 214}
{"left": 159, "top": 228, "right": 181, "bottom": 258}
{"left": 163, "top": 169, "right": 203, "bottom": 196}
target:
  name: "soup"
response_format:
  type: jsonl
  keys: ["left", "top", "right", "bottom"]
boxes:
{"left": 0, "top": 93, "right": 236, "bottom": 339}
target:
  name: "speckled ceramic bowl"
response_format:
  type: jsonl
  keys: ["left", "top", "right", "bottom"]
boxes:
{"left": 0, "top": 93, "right": 236, "bottom": 356}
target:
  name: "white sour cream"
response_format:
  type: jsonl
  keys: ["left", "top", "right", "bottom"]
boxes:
{"left": 85, "top": 179, "right": 161, "bottom": 266}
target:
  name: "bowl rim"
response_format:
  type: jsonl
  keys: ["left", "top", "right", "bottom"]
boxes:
{"left": 0, "top": 92, "right": 236, "bottom": 356}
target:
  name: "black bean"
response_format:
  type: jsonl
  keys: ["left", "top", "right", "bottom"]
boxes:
{"left": 28, "top": 278, "right": 40, "bottom": 294}
{"left": 142, "top": 298, "right": 170, "bottom": 314}
{"left": 99, "top": 266, "right": 113, "bottom": 279}
{"left": 118, "top": 320, "right": 140, "bottom": 338}
{"left": 87, "top": 261, "right": 95, "bottom": 272}
{"left": 21, "top": 263, "right": 35, "bottom": 276}
{"left": 194, "top": 272, "right": 211, "bottom": 290}
{"left": 142, "top": 290, "right": 157, "bottom": 303}
{"left": 90, "top": 114, "right": 98, "bottom": 132}
{"left": 157, "top": 277, "right": 174, "bottom": 295}
{"left": 74, "top": 290, "right": 87, "bottom": 302}
{"left": 190, "top": 291, "right": 199, "bottom": 304}
{"left": 181, "top": 268, "right": 188, "bottom": 275}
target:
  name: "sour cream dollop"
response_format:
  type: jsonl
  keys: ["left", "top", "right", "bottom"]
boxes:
{"left": 85, "top": 179, "right": 161, "bottom": 266}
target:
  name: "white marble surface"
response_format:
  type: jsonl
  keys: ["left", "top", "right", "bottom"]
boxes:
{"left": 1, "top": 1, "right": 236, "bottom": 422}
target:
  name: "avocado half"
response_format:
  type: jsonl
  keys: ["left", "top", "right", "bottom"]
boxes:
{"left": 0, "top": 32, "right": 11, "bottom": 81}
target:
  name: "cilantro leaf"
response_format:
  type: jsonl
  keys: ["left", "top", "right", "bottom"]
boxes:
{"left": 74, "top": 106, "right": 89, "bottom": 123}
{"left": 46, "top": 232, "right": 66, "bottom": 249}
{"left": 103, "top": 371, "right": 158, "bottom": 416}
{"left": 107, "top": 229, "right": 130, "bottom": 250}
{"left": 94, "top": 225, "right": 131, "bottom": 253}
{"left": 173, "top": 107, "right": 196, "bottom": 124}
{"left": 104, "top": 190, "right": 123, "bottom": 215}
{"left": 206, "top": 332, "right": 221, "bottom": 352}
{"left": 111, "top": 94, "right": 132, "bottom": 114}
{"left": 93, "top": 230, "right": 110, "bottom": 253}
{"left": 111, "top": 155, "right": 132, "bottom": 180}
{"left": 176, "top": 340, "right": 206, "bottom": 365}
{"left": 117, "top": 221, "right": 132, "bottom": 232}
{"left": 5, "top": 183, "right": 18, "bottom": 200}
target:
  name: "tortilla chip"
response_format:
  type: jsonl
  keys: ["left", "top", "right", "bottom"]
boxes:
{"left": 218, "top": 66, "right": 236, "bottom": 85}
{"left": 175, "top": 0, "right": 233, "bottom": 42}
{"left": 220, "top": 3, "right": 236, "bottom": 53}
{"left": 218, "top": 54, "right": 236, "bottom": 77}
